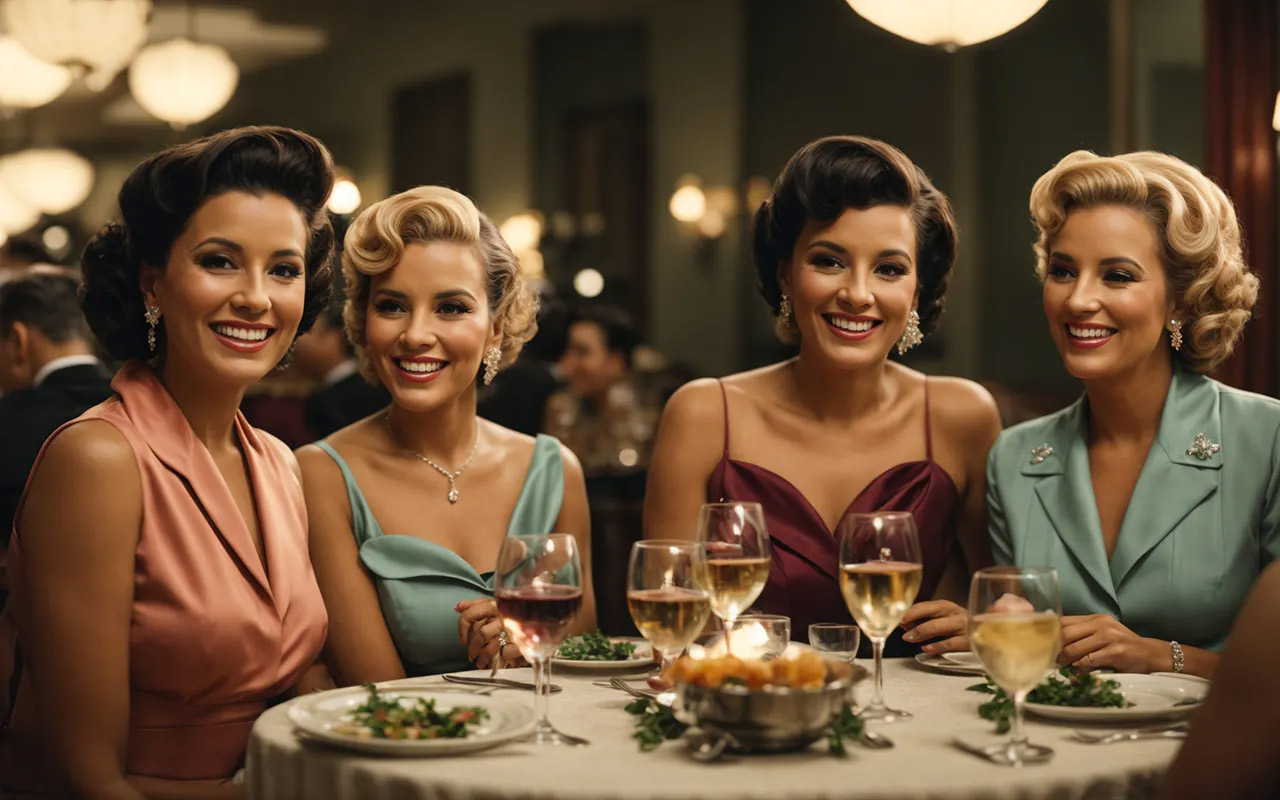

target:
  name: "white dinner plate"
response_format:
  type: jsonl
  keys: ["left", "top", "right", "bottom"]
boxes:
{"left": 552, "top": 638, "right": 654, "bottom": 671}
{"left": 288, "top": 685, "right": 534, "bottom": 756}
{"left": 1024, "top": 673, "right": 1208, "bottom": 723}
{"left": 914, "top": 652, "right": 986, "bottom": 676}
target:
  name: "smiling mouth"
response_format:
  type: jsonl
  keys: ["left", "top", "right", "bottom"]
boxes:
{"left": 210, "top": 323, "right": 276, "bottom": 351}
{"left": 394, "top": 357, "right": 448, "bottom": 381}
{"left": 1065, "top": 324, "right": 1118, "bottom": 348}
{"left": 823, "top": 314, "right": 881, "bottom": 338}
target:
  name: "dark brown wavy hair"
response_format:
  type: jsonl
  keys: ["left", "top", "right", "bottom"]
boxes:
{"left": 752, "top": 135, "right": 959, "bottom": 344}
{"left": 80, "top": 125, "right": 336, "bottom": 362}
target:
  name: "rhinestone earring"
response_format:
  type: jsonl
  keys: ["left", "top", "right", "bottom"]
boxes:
{"left": 144, "top": 306, "right": 160, "bottom": 355}
{"left": 778, "top": 294, "right": 793, "bottom": 326}
{"left": 896, "top": 310, "right": 923, "bottom": 356}
{"left": 483, "top": 347, "right": 502, "bottom": 385}
{"left": 1169, "top": 318, "right": 1183, "bottom": 351}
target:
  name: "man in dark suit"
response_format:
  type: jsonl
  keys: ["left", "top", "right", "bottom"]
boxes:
{"left": 292, "top": 301, "right": 389, "bottom": 439}
{"left": 0, "top": 270, "right": 113, "bottom": 543}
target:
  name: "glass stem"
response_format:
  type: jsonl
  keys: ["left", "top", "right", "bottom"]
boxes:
{"left": 532, "top": 656, "right": 552, "bottom": 734}
{"left": 1010, "top": 689, "right": 1028, "bottom": 765}
{"left": 723, "top": 615, "right": 734, "bottom": 655}
{"left": 869, "top": 636, "right": 886, "bottom": 710}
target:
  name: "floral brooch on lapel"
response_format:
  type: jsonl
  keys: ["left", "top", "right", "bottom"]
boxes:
{"left": 1029, "top": 444, "right": 1053, "bottom": 465}
{"left": 1186, "top": 433, "right": 1221, "bottom": 461}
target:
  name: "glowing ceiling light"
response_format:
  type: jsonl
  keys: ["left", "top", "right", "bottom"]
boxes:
{"left": 0, "top": 148, "right": 94, "bottom": 215}
{"left": 327, "top": 179, "right": 362, "bottom": 215}
{"left": 845, "top": 0, "right": 1049, "bottom": 51}
{"left": 2, "top": 0, "right": 152, "bottom": 91}
{"left": 129, "top": 37, "right": 240, "bottom": 129}
{"left": 0, "top": 36, "right": 73, "bottom": 110}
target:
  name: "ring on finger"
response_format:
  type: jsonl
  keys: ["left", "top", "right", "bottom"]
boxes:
{"left": 1086, "top": 652, "right": 1096, "bottom": 669}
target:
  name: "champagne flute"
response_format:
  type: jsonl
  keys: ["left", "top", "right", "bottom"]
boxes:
{"left": 695, "top": 502, "right": 771, "bottom": 654}
{"left": 837, "top": 511, "right": 922, "bottom": 722}
{"left": 626, "top": 541, "right": 711, "bottom": 670}
{"left": 494, "top": 532, "right": 584, "bottom": 746}
{"left": 967, "top": 566, "right": 1061, "bottom": 767}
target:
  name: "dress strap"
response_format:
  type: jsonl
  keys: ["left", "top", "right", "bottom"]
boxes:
{"left": 313, "top": 441, "right": 383, "bottom": 545}
{"left": 923, "top": 378, "right": 934, "bottom": 460}
{"left": 717, "top": 379, "right": 731, "bottom": 459}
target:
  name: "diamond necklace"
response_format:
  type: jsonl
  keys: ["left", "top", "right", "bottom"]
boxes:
{"left": 383, "top": 411, "right": 479, "bottom": 504}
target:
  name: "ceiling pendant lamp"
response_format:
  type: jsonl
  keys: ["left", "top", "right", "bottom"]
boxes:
{"left": 128, "top": 36, "right": 239, "bottom": 129}
{"left": 0, "top": 36, "right": 73, "bottom": 111}
{"left": 845, "top": 0, "right": 1049, "bottom": 51}
{"left": 1, "top": 0, "right": 152, "bottom": 91}
{"left": 0, "top": 148, "right": 95, "bottom": 215}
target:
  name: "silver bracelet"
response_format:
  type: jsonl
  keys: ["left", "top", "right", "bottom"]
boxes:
{"left": 1170, "top": 640, "right": 1185, "bottom": 673}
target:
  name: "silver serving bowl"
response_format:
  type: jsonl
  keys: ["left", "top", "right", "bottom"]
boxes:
{"left": 674, "top": 658, "right": 868, "bottom": 753}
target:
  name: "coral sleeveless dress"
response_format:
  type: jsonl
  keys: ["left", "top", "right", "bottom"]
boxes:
{"left": 0, "top": 360, "right": 328, "bottom": 790}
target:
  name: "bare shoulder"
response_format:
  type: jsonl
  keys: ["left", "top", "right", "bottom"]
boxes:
{"left": 924, "top": 376, "right": 1002, "bottom": 444}
{"left": 38, "top": 419, "right": 136, "bottom": 478}
{"left": 21, "top": 420, "right": 141, "bottom": 548}
{"left": 556, "top": 439, "right": 585, "bottom": 485}
{"left": 294, "top": 440, "right": 349, "bottom": 506}
{"left": 663, "top": 377, "right": 727, "bottom": 423}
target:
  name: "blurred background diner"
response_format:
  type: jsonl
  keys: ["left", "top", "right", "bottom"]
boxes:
{"left": 0, "top": 0, "right": 1274, "bottom": 635}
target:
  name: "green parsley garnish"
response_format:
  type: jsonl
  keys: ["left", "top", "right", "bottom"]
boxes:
{"left": 968, "top": 666, "right": 1132, "bottom": 733}
{"left": 336, "top": 683, "right": 489, "bottom": 740}
{"left": 557, "top": 630, "right": 638, "bottom": 661}
{"left": 625, "top": 697, "right": 689, "bottom": 750}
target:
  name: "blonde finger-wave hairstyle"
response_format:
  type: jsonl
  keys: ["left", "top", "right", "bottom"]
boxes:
{"left": 342, "top": 185, "right": 538, "bottom": 383}
{"left": 1029, "top": 150, "right": 1258, "bottom": 374}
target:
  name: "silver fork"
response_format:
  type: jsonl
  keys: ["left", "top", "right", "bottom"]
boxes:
{"left": 1071, "top": 722, "right": 1189, "bottom": 745}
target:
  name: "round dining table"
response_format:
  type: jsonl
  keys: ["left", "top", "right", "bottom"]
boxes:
{"left": 247, "top": 659, "right": 1180, "bottom": 800}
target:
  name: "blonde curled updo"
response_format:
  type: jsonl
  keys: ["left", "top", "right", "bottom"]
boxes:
{"left": 341, "top": 186, "right": 538, "bottom": 382}
{"left": 1029, "top": 150, "right": 1258, "bottom": 374}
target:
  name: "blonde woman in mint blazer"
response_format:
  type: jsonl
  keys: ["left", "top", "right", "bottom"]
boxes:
{"left": 902, "top": 151, "right": 1280, "bottom": 681}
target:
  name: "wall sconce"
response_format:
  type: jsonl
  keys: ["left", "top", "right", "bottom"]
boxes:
{"left": 668, "top": 174, "right": 739, "bottom": 243}
{"left": 500, "top": 211, "right": 546, "bottom": 280}
{"left": 1272, "top": 92, "right": 1280, "bottom": 132}
{"left": 326, "top": 173, "right": 362, "bottom": 216}
{"left": 573, "top": 267, "right": 604, "bottom": 298}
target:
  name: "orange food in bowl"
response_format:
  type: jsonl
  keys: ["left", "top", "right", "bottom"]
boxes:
{"left": 664, "top": 651, "right": 827, "bottom": 691}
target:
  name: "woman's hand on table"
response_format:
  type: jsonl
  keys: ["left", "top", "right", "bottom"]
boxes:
{"left": 1058, "top": 614, "right": 1169, "bottom": 673}
{"left": 900, "top": 600, "right": 969, "bottom": 654}
{"left": 456, "top": 598, "right": 526, "bottom": 670}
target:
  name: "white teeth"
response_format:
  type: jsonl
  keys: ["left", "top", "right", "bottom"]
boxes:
{"left": 398, "top": 360, "right": 445, "bottom": 374}
{"left": 213, "top": 324, "right": 269, "bottom": 341}
{"left": 1068, "top": 325, "right": 1115, "bottom": 339}
{"left": 828, "top": 316, "right": 875, "bottom": 333}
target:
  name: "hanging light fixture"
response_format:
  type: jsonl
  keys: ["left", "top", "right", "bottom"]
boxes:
{"left": 0, "top": 181, "right": 39, "bottom": 236}
{"left": 1, "top": 0, "right": 152, "bottom": 91}
{"left": 129, "top": 37, "right": 238, "bottom": 129}
{"left": 845, "top": 0, "right": 1049, "bottom": 51}
{"left": 0, "top": 149, "right": 95, "bottom": 215}
{"left": 0, "top": 36, "right": 73, "bottom": 111}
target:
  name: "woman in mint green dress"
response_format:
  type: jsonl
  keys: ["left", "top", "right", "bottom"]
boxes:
{"left": 905, "top": 152, "right": 1279, "bottom": 680}
{"left": 298, "top": 186, "right": 595, "bottom": 683}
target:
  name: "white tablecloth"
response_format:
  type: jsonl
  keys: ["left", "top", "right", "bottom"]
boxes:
{"left": 247, "top": 660, "right": 1176, "bottom": 800}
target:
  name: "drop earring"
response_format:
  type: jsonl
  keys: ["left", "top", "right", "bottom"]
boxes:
{"left": 1169, "top": 318, "right": 1183, "bottom": 351}
{"left": 145, "top": 306, "right": 160, "bottom": 355}
{"left": 896, "top": 310, "right": 923, "bottom": 356}
{"left": 483, "top": 347, "right": 502, "bottom": 385}
{"left": 778, "top": 294, "right": 793, "bottom": 327}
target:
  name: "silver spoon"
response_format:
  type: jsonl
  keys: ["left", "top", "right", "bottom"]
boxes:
{"left": 859, "top": 729, "right": 895, "bottom": 749}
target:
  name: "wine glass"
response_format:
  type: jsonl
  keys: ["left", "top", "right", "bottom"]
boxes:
{"left": 808, "top": 623, "right": 861, "bottom": 664}
{"left": 695, "top": 502, "right": 771, "bottom": 653}
{"left": 967, "top": 566, "right": 1062, "bottom": 767}
{"left": 836, "top": 511, "right": 922, "bottom": 722}
{"left": 626, "top": 540, "right": 711, "bottom": 670}
{"left": 494, "top": 532, "right": 584, "bottom": 746}
{"left": 729, "top": 614, "right": 791, "bottom": 659}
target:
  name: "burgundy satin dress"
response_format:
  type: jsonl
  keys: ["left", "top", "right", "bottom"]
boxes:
{"left": 706, "top": 380, "right": 960, "bottom": 657}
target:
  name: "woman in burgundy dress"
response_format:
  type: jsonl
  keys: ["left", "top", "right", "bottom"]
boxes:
{"left": 643, "top": 135, "right": 1000, "bottom": 657}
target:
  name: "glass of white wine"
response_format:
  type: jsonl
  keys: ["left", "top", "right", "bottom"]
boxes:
{"left": 626, "top": 541, "right": 711, "bottom": 670}
{"left": 967, "top": 566, "right": 1061, "bottom": 767}
{"left": 836, "top": 511, "right": 922, "bottom": 722}
{"left": 695, "top": 502, "right": 771, "bottom": 654}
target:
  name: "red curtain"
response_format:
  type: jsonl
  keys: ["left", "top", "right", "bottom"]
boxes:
{"left": 1206, "top": 0, "right": 1278, "bottom": 396}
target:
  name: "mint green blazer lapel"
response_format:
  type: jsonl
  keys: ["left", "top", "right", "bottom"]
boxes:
{"left": 1110, "top": 368, "right": 1222, "bottom": 589}
{"left": 1023, "top": 399, "right": 1118, "bottom": 606}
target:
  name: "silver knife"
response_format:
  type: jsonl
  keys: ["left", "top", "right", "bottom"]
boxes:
{"left": 443, "top": 674, "right": 564, "bottom": 693}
